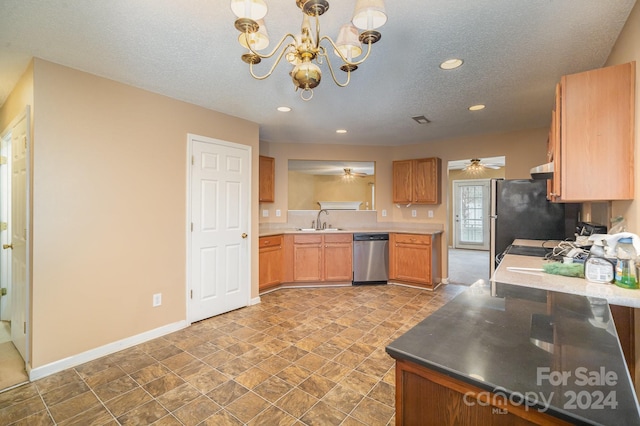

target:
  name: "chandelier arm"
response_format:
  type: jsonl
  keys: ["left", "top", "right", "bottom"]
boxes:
{"left": 248, "top": 46, "right": 292, "bottom": 80}
{"left": 245, "top": 33, "right": 298, "bottom": 59}
{"left": 320, "top": 50, "right": 351, "bottom": 88}
{"left": 318, "top": 35, "right": 374, "bottom": 66}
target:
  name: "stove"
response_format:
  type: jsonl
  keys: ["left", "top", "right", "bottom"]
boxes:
{"left": 505, "top": 245, "right": 553, "bottom": 258}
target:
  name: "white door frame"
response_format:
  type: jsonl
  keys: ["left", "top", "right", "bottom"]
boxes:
{"left": 453, "top": 179, "right": 490, "bottom": 250}
{"left": 185, "top": 134, "right": 252, "bottom": 323}
{"left": 0, "top": 106, "right": 30, "bottom": 364}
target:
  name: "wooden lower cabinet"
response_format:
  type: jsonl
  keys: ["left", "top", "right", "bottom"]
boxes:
{"left": 394, "top": 359, "right": 572, "bottom": 425}
{"left": 389, "top": 233, "right": 441, "bottom": 290}
{"left": 258, "top": 235, "right": 283, "bottom": 291}
{"left": 286, "top": 233, "right": 353, "bottom": 284}
{"left": 610, "top": 304, "right": 635, "bottom": 384}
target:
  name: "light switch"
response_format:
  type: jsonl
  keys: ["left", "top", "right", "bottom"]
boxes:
{"left": 428, "top": 210, "right": 434, "bottom": 218}
{"left": 275, "top": 209, "right": 281, "bottom": 217}
{"left": 382, "top": 209, "right": 387, "bottom": 217}
{"left": 262, "top": 209, "right": 269, "bottom": 217}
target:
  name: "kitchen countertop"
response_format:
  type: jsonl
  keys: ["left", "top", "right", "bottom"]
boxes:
{"left": 386, "top": 281, "right": 640, "bottom": 425}
{"left": 493, "top": 239, "right": 640, "bottom": 308}
{"left": 258, "top": 224, "right": 444, "bottom": 237}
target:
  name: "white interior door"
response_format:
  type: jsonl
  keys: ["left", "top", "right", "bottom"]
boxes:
{"left": 0, "top": 132, "right": 11, "bottom": 323}
{"left": 188, "top": 135, "right": 251, "bottom": 323}
{"left": 7, "top": 108, "right": 29, "bottom": 359}
{"left": 453, "top": 179, "right": 490, "bottom": 250}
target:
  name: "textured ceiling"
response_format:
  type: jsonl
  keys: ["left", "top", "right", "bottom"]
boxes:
{"left": 0, "top": 0, "right": 636, "bottom": 146}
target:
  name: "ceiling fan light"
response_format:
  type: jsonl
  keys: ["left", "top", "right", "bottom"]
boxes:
{"left": 352, "top": 0, "right": 387, "bottom": 30}
{"left": 238, "top": 19, "right": 270, "bottom": 50}
{"left": 334, "top": 23, "right": 362, "bottom": 59}
{"left": 231, "top": 0, "right": 268, "bottom": 20}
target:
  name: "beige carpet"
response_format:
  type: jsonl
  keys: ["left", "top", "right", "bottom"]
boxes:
{"left": 0, "top": 341, "right": 28, "bottom": 391}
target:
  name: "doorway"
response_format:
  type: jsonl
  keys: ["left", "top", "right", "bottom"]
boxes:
{"left": 453, "top": 179, "right": 491, "bottom": 250}
{"left": 0, "top": 107, "right": 30, "bottom": 390}
{"left": 187, "top": 134, "right": 251, "bottom": 323}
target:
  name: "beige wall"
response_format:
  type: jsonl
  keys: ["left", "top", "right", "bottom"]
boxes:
{"left": 603, "top": 0, "right": 640, "bottom": 392}
{"left": 288, "top": 171, "right": 374, "bottom": 210}
{"left": 606, "top": 2, "right": 639, "bottom": 234}
{"left": 1, "top": 59, "right": 260, "bottom": 369}
{"left": 261, "top": 127, "right": 548, "bottom": 274}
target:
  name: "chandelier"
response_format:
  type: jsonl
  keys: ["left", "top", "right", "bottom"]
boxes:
{"left": 231, "top": 0, "right": 387, "bottom": 100}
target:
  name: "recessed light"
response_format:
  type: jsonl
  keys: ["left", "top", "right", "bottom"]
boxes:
{"left": 277, "top": 106, "right": 291, "bottom": 112}
{"left": 336, "top": 129, "right": 347, "bottom": 134}
{"left": 440, "top": 59, "right": 463, "bottom": 70}
{"left": 469, "top": 104, "right": 486, "bottom": 111}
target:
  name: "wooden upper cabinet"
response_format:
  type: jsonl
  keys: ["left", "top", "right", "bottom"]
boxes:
{"left": 549, "top": 61, "right": 635, "bottom": 202}
{"left": 259, "top": 155, "right": 275, "bottom": 203}
{"left": 392, "top": 157, "right": 441, "bottom": 204}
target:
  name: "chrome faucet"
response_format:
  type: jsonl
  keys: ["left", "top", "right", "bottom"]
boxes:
{"left": 315, "top": 209, "right": 329, "bottom": 230}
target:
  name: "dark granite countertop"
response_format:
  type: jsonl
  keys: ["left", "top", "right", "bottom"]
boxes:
{"left": 386, "top": 281, "right": 640, "bottom": 425}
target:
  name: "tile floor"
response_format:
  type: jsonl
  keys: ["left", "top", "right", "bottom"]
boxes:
{"left": 0, "top": 283, "right": 466, "bottom": 425}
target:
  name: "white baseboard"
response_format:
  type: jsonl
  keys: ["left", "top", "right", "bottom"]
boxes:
{"left": 28, "top": 320, "right": 189, "bottom": 381}
{"left": 249, "top": 296, "right": 261, "bottom": 306}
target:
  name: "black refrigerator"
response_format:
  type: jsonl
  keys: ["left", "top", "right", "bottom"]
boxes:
{"left": 489, "top": 179, "right": 578, "bottom": 276}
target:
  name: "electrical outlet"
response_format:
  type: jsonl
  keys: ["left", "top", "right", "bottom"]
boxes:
{"left": 153, "top": 293, "right": 162, "bottom": 307}
{"left": 428, "top": 210, "right": 434, "bottom": 218}
{"left": 411, "top": 210, "right": 417, "bottom": 217}
{"left": 275, "top": 209, "right": 281, "bottom": 217}
{"left": 382, "top": 209, "right": 387, "bottom": 217}
{"left": 262, "top": 209, "right": 269, "bottom": 217}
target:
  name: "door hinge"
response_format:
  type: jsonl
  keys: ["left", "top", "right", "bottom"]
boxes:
{"left": 0, "top": 156, "right": 6, "bottom": 165}
{"left": 190, "top": 290, "right": 193, "bottom": 299}
{"left": 191, "top": 155, "right": 194, "bottom": 165}
{"left": 23, "top": 322, "right": 26, "bottom": 334}
{"left": 191, "top": 223, "right": 193, "bottom": 232}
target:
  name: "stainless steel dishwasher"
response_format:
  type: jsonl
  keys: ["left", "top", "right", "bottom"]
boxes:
{"left": 353, "top": 233, "right": 389, "bottom": 285}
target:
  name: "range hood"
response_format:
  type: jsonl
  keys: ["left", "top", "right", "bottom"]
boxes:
{"left": 530, "top": 162, "right": 554, "bottom": 180}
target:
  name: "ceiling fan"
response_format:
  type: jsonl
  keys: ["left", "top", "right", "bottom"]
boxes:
{"left": 463, "top": 158, "right": 502, "bottom": 171}
{"left": 343, "top": 168, "right": 368, "bottom": 177}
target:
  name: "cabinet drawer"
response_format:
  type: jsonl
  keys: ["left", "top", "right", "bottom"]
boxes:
{"left": 394, "top": 233, "right": 432, "bottom": 245}
{"left": 324, "top": 233, "right": 353, "bottom": 244}
{"left": 293, "top": 234, "right": 323, "bottom": 244}
{"left": 259, "top": 235, "right": 283, "bottom": 249}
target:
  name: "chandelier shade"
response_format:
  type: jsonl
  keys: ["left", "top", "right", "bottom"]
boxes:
{"left": 230, "top": 0, "right": 268, "bottom": 20}
{"left": 238, "top": 19, "right": 269, "bottom": 50}
{"left": 352, "top": 0, "right": 387, "bottom": 30}
{"left": 231, "top": 0, "right": 387, "bottom": 100}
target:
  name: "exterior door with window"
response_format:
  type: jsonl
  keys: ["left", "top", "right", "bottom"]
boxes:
{"left": 453, "top": 179, "right": 490, "bottom": 250}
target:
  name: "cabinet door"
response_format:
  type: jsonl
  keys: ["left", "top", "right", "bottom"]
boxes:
{"left": 413, "top": 158, "right": 441, "bottom": 204}
{"left": 259, "top": 155, "right": 275, "bottom": 203}
{"left": 394, "top": 243, "right": 432, "bottom": 284}
{"left": 392, "top": 160, "right": 413, "bottom": 203}
{"left": 324, "top": 242, "right": 353, "bottom": 281}
{"left": 293, "top": 243, "right": 322, "bottom": 281}
{"left": 259, "top": 246, "right": 283, "bottom": 290}
{"left": 557, "top": 62, "right": 635, "bottom": 201}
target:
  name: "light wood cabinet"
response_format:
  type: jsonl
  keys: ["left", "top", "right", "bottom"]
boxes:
{"left": 289, "top": 233, "right": 353, "bottom": 283}
{"left": 259, "top": 155, "right": 275, "bottom": 203}
{"left": 548, "top": 61, "right": 635, "bottom": 202}
{"left": 259, "top": 235, "right": 284, "bottom": 291}
{"left": 389, "top": 233, "right": 441, "bottom": 290}
{"left": 392, "top": 157, "right": 441, "bottom": 204}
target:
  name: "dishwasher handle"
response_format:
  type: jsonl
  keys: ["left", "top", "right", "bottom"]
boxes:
{"left": 353, "top": 233, "right": 389, "bottom": 241}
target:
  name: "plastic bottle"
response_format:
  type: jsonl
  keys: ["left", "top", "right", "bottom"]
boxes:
{"left": 614, "top": 237, "right": 638, "bottom": 289}
{"left": 585, "top": 238, "right": 615, "bottom": 283}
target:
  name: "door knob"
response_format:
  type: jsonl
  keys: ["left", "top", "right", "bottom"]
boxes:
{"left": 3, "top": 244, "right": 13, "bottom": 250}
{"left": 241, "top": 233, "right": 248, "bottom": 239}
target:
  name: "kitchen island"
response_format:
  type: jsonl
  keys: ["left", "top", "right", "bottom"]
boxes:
{"left": 386, "top": 281, "right": 640, "bottom": 425}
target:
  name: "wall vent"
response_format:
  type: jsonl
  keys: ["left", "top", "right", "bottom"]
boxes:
{"left": 411, "top": 115, "right": 431, "bottom": 124}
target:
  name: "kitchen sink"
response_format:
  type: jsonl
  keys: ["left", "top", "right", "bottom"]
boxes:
{"left": 297, "top": 228, "right": 344, "bottom": 232}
